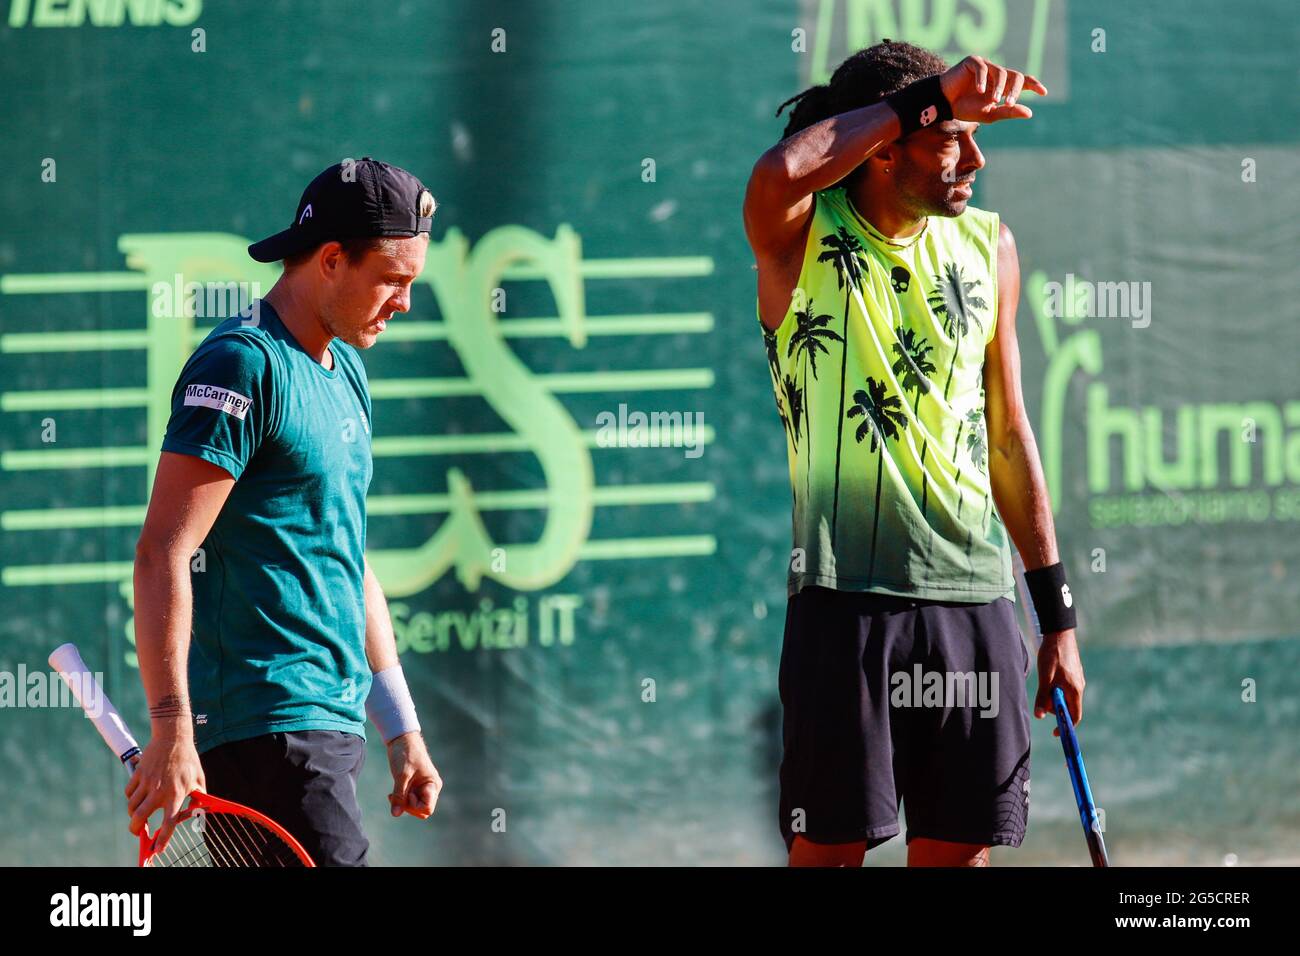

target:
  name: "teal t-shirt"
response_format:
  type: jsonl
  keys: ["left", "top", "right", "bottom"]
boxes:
{"left": 161, "top": 301, "right": 374, "bottom": 752}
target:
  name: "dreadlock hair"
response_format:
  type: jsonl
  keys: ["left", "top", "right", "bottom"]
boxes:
{"left": 775, "top": 39, "right": 949, "bottom": 142}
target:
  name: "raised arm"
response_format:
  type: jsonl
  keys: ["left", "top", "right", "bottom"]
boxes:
{"left": 745, "top": 56, "right": 1045, "bottom": 330}
{"left": 743, "top": 101, "right": 903, "bottom": 267}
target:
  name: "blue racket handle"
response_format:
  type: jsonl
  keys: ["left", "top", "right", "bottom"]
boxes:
{"left": 1053, "top": 687, "right": 1109, "bottom": 866}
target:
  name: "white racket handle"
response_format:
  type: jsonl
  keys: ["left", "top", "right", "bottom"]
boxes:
{"left": 48, "top": 642, "right": 141, "bottom": 765}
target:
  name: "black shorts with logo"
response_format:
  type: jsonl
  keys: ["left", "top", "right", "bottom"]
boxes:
{"left": 778, "top": 586, "right": 1032, "bottom": 851}
{"left": 200, "top": 730, "right": 369, "bottom": 867}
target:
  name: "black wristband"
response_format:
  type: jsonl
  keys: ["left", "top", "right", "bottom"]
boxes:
{"left": 1023, "top": 561, "right": 1077, "bottom": 633}
{"left": 884, "top": 75, "right": 953, "bottom": 137}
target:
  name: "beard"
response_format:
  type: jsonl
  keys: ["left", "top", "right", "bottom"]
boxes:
{"left": 332, "top": 325, "right": 370, "bottom": 348}
{"left": 932, "top": 175, "right": 976, "bottom": 217}
{"left": 320, "top": 302, "right": 373, "bottom": 349}
{"left": 897, "top": 167, "right": 973, "bottom": 218}
{"left": 933, "top": 189, "right": 971, "bottom": 216}
{"left": 913, "top": 180, "right": 972, "bottom": 218}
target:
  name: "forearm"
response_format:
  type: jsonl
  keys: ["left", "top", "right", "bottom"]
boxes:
{"left": 993, "top": 420, "right": 1087, "bottom": 711}
{"left": 132, "top": 548, "right": 195, "bottom": 740}
{"left": 362, "top": 559, "right": 423, "bottom": 749}
{"left": 362, "top": 559, "right": 400, "bottom": 673}
{"left": 755, "top": 101, "right": 901, "bottom": 202}
{"left": 988, "top": 416, "right": 1060, "bottom": 571}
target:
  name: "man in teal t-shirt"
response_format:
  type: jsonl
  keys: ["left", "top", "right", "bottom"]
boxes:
{"left": 162, "top": 301, "right": 375, "bottom": 748}
{"left": 128, "top": 158, "right": 442, "bottom": 865}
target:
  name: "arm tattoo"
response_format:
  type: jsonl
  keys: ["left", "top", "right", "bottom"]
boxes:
{"left": 149, "top": 693, "right": 189, "bottom": 720}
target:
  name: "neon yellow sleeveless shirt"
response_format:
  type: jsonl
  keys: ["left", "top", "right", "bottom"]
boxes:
{"left": 759, "top": 186, "right": 1014, "bottom": 602}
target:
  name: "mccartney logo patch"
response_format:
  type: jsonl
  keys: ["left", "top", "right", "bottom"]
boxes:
{"left": 183, "top": 384, "right": 253, "bottom": 420}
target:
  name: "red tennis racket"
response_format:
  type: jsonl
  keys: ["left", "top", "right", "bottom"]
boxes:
{"left": 50, "top": 642, "right": 315, "bottom": 867}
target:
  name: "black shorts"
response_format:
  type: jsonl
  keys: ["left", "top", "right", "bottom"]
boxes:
{"left": 200, "top": 730, "right": 369, "bottom": 867}
{"left": 778, "top": 586, "right": 1032, "bottom": 851}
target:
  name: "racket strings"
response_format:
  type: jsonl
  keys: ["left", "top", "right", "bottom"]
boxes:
{"left": 147, "top": 809, "right": 307, "bottom": 867}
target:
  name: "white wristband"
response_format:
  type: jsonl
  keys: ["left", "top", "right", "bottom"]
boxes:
{"left": 365, "top": 665, "right": 420, "bottom": 744}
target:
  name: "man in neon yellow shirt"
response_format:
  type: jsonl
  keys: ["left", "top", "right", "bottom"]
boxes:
{"left": 745, "top": 41, "right": 1088, "bottom": 866}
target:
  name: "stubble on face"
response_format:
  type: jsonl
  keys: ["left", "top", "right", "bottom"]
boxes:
{"left": 324, "top": 311, "right": 377, "bottom": 349}
{"left": 895, "top": 161, "right": 973, "bottom": 219}
{"left": 319, "top": 299, "right": 369, "bottom": 349}
{"left": 320, "top": 237, "right": 428, "bottom": 349}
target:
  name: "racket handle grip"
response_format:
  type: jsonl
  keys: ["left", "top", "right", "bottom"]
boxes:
{"left": 1052, "top": 687, "right": 1081, "bottom": 757}
{"left": 48, "top": 643, "right": 142, "bottom": 765}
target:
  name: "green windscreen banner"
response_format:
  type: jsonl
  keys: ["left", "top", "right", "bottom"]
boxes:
{"left": 1, "top": 0, "right": 1297, "bottom": 865}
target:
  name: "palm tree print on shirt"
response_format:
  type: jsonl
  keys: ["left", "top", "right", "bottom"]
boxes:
{"left": 781, "top": 373, "right": 803, "bottom": 446}
{"left": 920, "top": 261, "right": 987, "bottom": 580}
{"left": 763, "top": 327, "right": 793, "bottom": 441}
{"left": 762, "top": 325, "right": 781, "bottom": 384}
{"left": 890, "top": 326, "right": 936, "bottom": 399}
{"left": 964, "top": 406, "right": 993, "bottom": 531}
{"left": 890, "top": 325, "right": 937, "bottom": 513}
{"left": 817, "top": 226, "right": 868, "bottom": 547}
{"left": 926, "top": 262, "right": 988, "bottom": 401}
{"left": 958, "top": 405, "right": 992, "bottom": 578}
{"left": 786, "top": 297, "right": 842, "bottom": 501}
{"left": 846, "top": 377, "right": 908, "bottom": 587}
{"left": 951, "top": 405, "right": 990, "bottom": 521}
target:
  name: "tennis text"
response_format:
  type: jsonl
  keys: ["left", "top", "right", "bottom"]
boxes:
{"left": 8, "top": 0, "right": 201, "bottom": 28}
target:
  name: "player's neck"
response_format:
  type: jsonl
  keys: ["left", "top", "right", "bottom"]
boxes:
{"left": 263, "top": 281, "right": 335, "bottom": 369}
{"left": 846, "top": 180, "right": 926, "bottom": 242}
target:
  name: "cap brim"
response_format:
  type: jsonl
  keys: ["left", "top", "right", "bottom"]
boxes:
{"left": 248, "top": 226, "right": 318, "bottom": 263}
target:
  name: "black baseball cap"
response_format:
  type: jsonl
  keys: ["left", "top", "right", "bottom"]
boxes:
{"left": 248, "top": 157, "right": 436, "bottom": 263}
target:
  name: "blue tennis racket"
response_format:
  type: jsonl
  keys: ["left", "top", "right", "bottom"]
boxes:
{"left": 1013, "top": 551, "right": 1110, "bottom": 867}
{"left": 1052, "top": 686, "right": 1109, "bottom": 867}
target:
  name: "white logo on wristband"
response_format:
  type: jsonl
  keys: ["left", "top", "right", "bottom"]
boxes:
{"left": 919, "top": 105, "right": 938, "bottom": 127}
{"left": 1061, "top": 584, "right": 1073, "bottom": 607}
